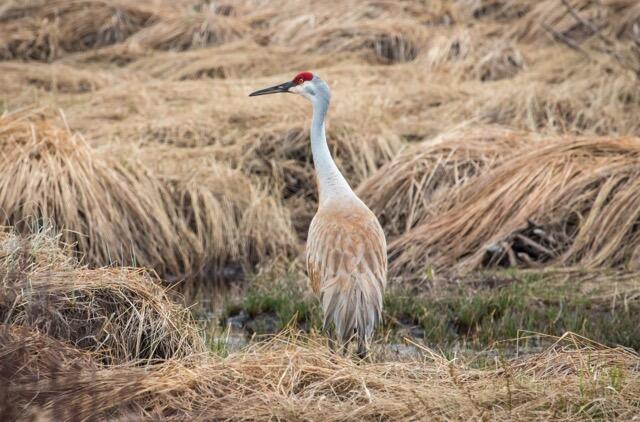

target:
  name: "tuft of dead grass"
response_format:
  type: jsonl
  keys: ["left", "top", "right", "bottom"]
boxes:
{"left": 0, "top": 0, "right": 156, "bottom": 61}
{"left": 0, "top": 61, "right": 112, "bottom": 94}
{"left": 2, "top": 328, "right": 639, "bottom": 421}
{"left": 1, "top": 268, "right": 206, "bottom": 363}
{"left": 0, "top": 225, "right": 76, "bottom": 272}
{"left": 0, "top": 111, "right": 296, "bottom": 280}
{"left": 293, "top": 19, "right": 426, "bottom": 64}
{"left": 420, "top": 28, "right": 526, "bottom": 81}
{"left": 497, "top": 0, "right": 640, "bottom": 43}
{"left": 0, "top": 230, "right": 206, "bottom": 363}
{"left": 126, "top": 42, "right": 338, "bottom": 81}
{"left": 390, "top": 136, "right": 640, "bottom": 277}
{"left": 0, "top": 110, "right": 194, "bottom": 276}
{"left": 160, "top": 161, "right": 298, "bottom": 276}
{"left": 126, "top": 10, "right": 247, "bottom": 52}
{"left": 357, "top": 127, "right": 531, "bottom": 237}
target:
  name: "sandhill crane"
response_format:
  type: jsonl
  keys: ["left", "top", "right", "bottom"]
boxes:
{"left": 250, "top": 72, "right": 387, "bottom": 358}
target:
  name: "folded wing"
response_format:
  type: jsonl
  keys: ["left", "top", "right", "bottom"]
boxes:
{"left": 306, "top": 208, "right": 387, "bottom": 346}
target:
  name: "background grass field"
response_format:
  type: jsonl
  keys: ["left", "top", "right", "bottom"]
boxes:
{"left": 1, "top": 0, "right": 640, "bottom": 420}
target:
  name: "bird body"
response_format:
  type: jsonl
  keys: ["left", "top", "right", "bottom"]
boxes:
{"left": 250, "top": 72, "right": 387, "bottom": 357}
{"left": 306, "top": 201, "right": 386, "bottom": 356}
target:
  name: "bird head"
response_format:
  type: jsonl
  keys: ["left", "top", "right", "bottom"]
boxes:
{"left": 249, "top": 71, "right": 330, "bottom": 103}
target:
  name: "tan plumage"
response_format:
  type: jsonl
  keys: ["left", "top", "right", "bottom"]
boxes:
{"left": 306, "top": 202, "right": 387, "bottom": 356}
{"left": 249, "top": 71, "right": 387, "bottom": 357}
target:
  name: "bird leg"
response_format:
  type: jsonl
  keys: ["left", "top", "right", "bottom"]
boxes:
{"left": 356, "top": 338, "right": 368, "bottom": 360}
{"left": 324, "top": 325, "right": 339, "bottom": 352}
{"left": 327, "top": 337, "right": 339, "bottom": 352}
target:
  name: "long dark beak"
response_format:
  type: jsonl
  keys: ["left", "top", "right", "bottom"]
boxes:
{"left": 249, "top": 81, "right": 294, "bottom": 97}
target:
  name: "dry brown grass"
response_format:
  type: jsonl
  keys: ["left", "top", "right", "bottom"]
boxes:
{"left": 0, "top": 232, "right": 638, "bottom": 421}
{"left": 357, "top": 127, "right": 533, "bottom": 237}
{"left": 0, "top": 226, "right": 76, "bottom": 272}
{"left": 0, "top": 110, "right": 192, "bottom": 276}
{"left": 2, "top": 1, "right": 640, "bottom": 417}
{"left": 288, "top": 19, "right": 427, "bottom": 65}
{"left": 126, "top": 10, "right": 247, "bottom": 52}
{"left": 125, "top": 42, "right": 329, "bottom": 81}
{"left": 494, "top": 0, "right": 640, "bottom": 42}
{"left": 0, "top": 228, "right": 206, "bottom": 363}
{"left": 2, "top": 326, "right": 638, "bottom": 421}
{"left": 161, "top": 161, "right": 298, "bottom": 274}
{"left": 0, "top": 0, "right": 156, "bottom": 61}
{"left": 0, "top": 111, "right": 296, "bottom": 280}
{"left": 1, "top": 268, "right": 205, "bottom": 362}
{"left": 390, "top": 136, "right": 640, "bottom": 277}
{"left": 0, "top": 61, "right": 112, "bottom": 94}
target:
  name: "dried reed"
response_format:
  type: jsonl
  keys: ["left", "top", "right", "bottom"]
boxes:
{"left": 2, "top": 328, "right": 638, "bottom": 420}
{"left": 0, "top": 111, "right": 296, "bottom": 280}
{"left": 0, "top": 229, "right": 206, "bottom": 363}
{"left": 390, "top": 136, "right": 640, "bottom": 276}
{"left": 357, "top": 127, "right": 531, "bottom": 236}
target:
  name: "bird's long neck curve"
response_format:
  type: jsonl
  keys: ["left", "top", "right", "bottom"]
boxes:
{"left": 310, "top": 95, "right": 354, "bottom": 206}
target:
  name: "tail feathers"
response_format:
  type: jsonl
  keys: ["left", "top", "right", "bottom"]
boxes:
{"left": 321, "top": 274, "right": 383, "bottom": 350}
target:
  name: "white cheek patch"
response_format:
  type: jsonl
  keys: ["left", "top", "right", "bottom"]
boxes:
{"left": 290, "top": 85, "right": 304, "bottom": 94}
{"left": 291, "top": 82, "right": 315, "bottom": 98}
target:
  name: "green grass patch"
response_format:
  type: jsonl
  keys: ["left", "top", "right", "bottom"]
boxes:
{"left": 223, "top": 269, "right": 639, "bottom": 350}
{"left": 223, "top": 267, "right": 322, "bottom": 334}
{"left": 384, "top": 271, "right": 639, "bottom": 349}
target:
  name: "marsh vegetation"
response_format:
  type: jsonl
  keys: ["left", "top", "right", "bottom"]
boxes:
{"left": 1, "top": 0, "right": 640, "bottom": 420}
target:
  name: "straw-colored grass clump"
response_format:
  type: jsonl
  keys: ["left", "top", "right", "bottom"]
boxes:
{"left": 497, "top": 0, "right": 640, "bottom": 42}
{"left": 0, "top": 111, "right": 193, "bottom": 276}
{"left": 357, "top": 127, "right": 531, "bottom": 236}
{"left": 1, "top": 268, "right": 205, "bottom": 362}
{"left": 0, "top": 228, "right": 206, "bottom": 363}
{"left": 126, "top": 11, "right": 246, "bottom": 52}
{"left": 2, "top": 324, "right": 639, "bottom": 420}
{"left": 0, "top": 0, "right": 156, "bottom": 61}
{"left": 390, "top": 136, "right": 640, "bottom": 277}
{"left": 0, "top": 62, "right": 111, "bottom": 94}
{"left": 163, "top": 163, "right": 297, "bottom": 275}
{"left": 127, "top": 42, "right": 336, "bottom": 81}
{"left": 1, "top": 233, "right": 638, "bottom": 420}
{"left": 0, "top": 111, "right": 296, "bottom": 280}
{"left": 291, "top": 20, "right": 426, "bottom": 64}
{"left": 0, "top": 226, "right": 75, "bottom": 272}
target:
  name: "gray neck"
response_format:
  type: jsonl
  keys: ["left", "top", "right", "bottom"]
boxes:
{"left": 310, "top": 93, "right": 354, "bottom": 205}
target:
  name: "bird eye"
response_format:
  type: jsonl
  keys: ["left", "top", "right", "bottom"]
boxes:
{"left": 298, "top": 79, "right": 304, "bottom": 85}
